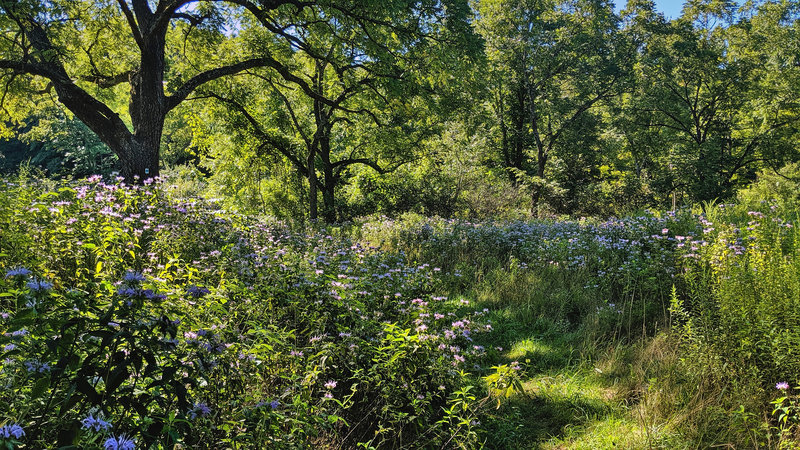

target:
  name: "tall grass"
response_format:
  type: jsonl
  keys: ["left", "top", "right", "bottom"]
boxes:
{"left": 668, "top": 200, "right": 800, "bottom": 446}
{"left": 3, "top": 172, "right": 800, "bottom": 448}
{"left": 360, "top": 202, "right": 800, "bottom": 447}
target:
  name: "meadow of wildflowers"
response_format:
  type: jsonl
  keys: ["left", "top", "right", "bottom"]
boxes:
{"left": 0, "top": 176, "right": 491, "bottom": 448}
{"left": 0, "top": 176, "right": 798, "bottom": 448}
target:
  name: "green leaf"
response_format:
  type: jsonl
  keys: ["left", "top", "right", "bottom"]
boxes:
{"left": 31, "top": 376, "right": 51, "bottom": 398}
{"left": 106, "top": 365, "right": 129, "bottom": 395}
{"left": 76, "top": 376, "right": 100, "bottom": 404}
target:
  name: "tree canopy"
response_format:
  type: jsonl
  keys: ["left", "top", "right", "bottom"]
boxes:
{"left": 1, "top": 0, "right": 799, "bottom": 220}
{"left": 0, "top": 0, "right": 479, "bottom": 181}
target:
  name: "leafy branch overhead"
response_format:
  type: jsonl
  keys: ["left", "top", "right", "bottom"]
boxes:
{"left": 0, "top": 0, "right": 479, "bottom": 183}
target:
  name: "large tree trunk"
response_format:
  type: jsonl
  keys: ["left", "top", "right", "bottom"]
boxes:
{"left": 511, "top": 83, "right": 526, "bottom": 175}
{"left": 527, "top": 77, "right": 549, "bottom": 217}
{"left": 3, "top": 1, "right": 281, "bottom": 185}
{"left": 321, "top": 175, "right": 335, "bottom": 223}
{"left": 321, "top": 181, "right": 335, "bottom": 223}
{"left": 58, "top": 88, "right": 163, "bottom": 182}
{"left": 117, "top": 137, "right": 162, "bottom": 180}
{"left": 122, "top": 29, "right": 167, "bottom": 181}
{"left": 312, "top": 61, "right": 336, "bottom": 223}
{"left": 55, "top": 14, "right": 168, "bottom": 182}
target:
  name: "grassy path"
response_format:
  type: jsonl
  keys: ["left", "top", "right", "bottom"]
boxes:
{"left": 463, "top": 273, "right": 681, "bottom": 449}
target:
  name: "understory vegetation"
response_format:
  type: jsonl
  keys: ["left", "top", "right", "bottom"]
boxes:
{"left": 1, "top": 174, "right": 799, "bottom": 449}
{"left": 1, "top": 0, "right": 799, "bottom": 448}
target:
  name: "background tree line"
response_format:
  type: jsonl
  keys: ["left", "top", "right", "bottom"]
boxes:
{"left": 1, "top": 0, "right": 798, "bottom": 221}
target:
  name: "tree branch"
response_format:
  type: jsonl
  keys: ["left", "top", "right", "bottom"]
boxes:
{"left": 80, "top": 71, "right": 132, "bottom": 88}
{"left": 116, "top": 0, "right": 145, "bottom": 49}
{"left": 0, "top": 12, "right": 134, "bottom": 148}
{"left": 165, "top": 58, "right": 269, "bottom": 111}
{"left": 167, "top": 52, "right": 370, "bottom": 113}
{"left": 205, "top": 91, "right": 309, "bottom": 174}
{"left": 330, "top": 158, "right": 389, "bottom": 174}
{"left": 0, "top": 60, "right": 58, "bottom": 79}
{"left": 263, "top": 76, "right": 312, "bottom": 146}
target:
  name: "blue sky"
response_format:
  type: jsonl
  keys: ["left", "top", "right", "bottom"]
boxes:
{"left": 651, "top": 0, "right": 686, "bottom": 19}
{"left": 615, "top": 0, "right": 745, "bottom": 20}
{"left": 613, "top": 0, "right": 685, "bottom": 19}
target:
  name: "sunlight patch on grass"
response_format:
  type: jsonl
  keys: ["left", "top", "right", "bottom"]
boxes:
{"left": 542, "top": 414, "right": 689, "bottom": 450}
{"left": 522, "top": 367, "right": 688, "bottom": 449}
{"left": 523, "top": 371, "right": 614, "bottom": 406}
{"left": 541, "top": 417, "right": 645, "bottom": 449}
{"left": 507, "top": 338, "right": 560, "bottom": 360}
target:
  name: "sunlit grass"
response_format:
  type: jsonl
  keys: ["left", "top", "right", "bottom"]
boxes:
{"left": 543, "top": 417, "right": 650, "bottom": 450}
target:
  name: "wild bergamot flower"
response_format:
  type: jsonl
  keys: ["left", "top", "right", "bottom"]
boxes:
{"left": 82, "top": 415, "right": 112, "bottom": 432}
{"left": 5, "top": 267, "right": 31, "bottom": 278}
{"left": 103, "top": 434, "right": 135, "bottom": 450}
{"left": 26, "top": 278, "right": 53, "bottom": 292}
{"left": 0, "top": 423, "right": 25, "bottom": 439}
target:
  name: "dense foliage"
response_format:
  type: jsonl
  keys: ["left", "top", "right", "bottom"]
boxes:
{"left": 0, "top": 0, "right": 798, "bottom": 220}
{"left": 2, "top": 175, "right": 798, "bottom": 447}
{"left": 0, "top": 177, "right": 493, "bottom": 448}
{"left": 1, "top": 0, "right": 800, "bottom": 448}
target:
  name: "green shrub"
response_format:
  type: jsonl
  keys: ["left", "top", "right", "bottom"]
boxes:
{"left": 671, "top": 200, "right": 800, "bottom": 445}
{"left": 0, "top": 176, "right": 488, "bottom": 448}
{"left": 738, "top": 162, "right": 800, "bottom": 213}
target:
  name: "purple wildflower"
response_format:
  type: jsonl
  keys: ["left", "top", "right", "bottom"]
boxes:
{"left": 116, "top": 287, "right": 165, "bottom": 301}
{"left": 186, "top": 285, "right": 211, "bottom": 298}
{"left": 26, "top": 278, "right": 53, "bottom": 292}
{"left": 24, "top": 360, "right": 51, "bottom": 373}
{"left": 141, "top": 289, "right": 166, "bottom": 301}
{"left": 122, "top": 271, "right": 145, "bottom": 283}
{"left": 5, "top": 267, "right": 31, "bottom": 278}
{"left": 9, "top": 329, "right": 27, "bottom": 338}
{"left": 82, "top": 415, "right": 113, "bottom": 432}
{"left": 776, "top": 381, "right": 790, "bottom": 390}
{"left": 0, "top": 423, "right": 24, "bottom": 439}
{"left": 188, "top": 402, "right": 211, "bottom": 419}
{"left": 104, "top": 434, "right": 135, "bottom": 450}
{"left": 117, "top": 287, "right": 138, "bottom": 297}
